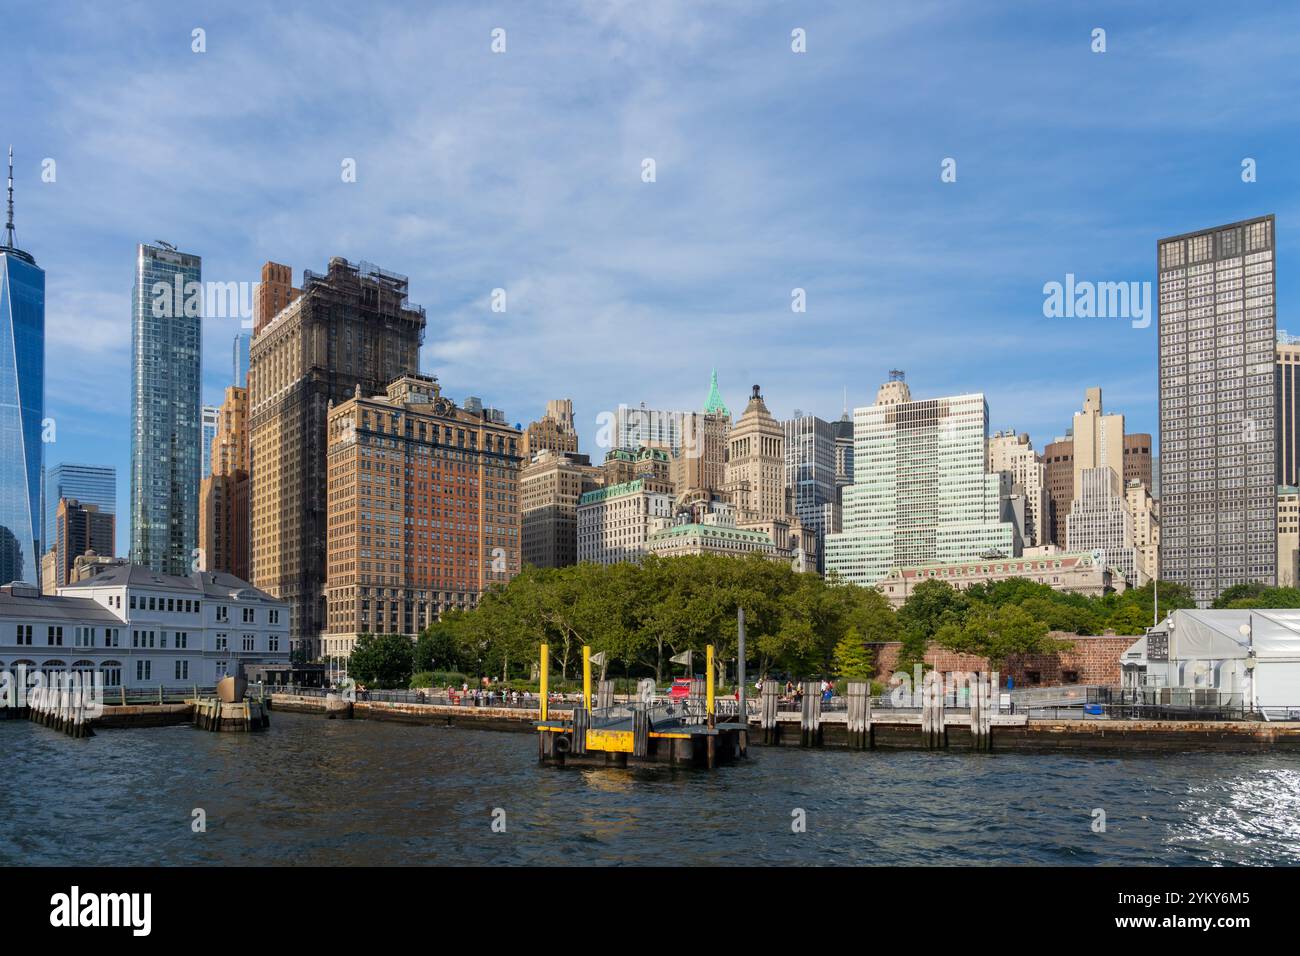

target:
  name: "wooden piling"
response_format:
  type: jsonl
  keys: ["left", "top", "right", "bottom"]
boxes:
{"left": 800, "top": 681, "right": 822, "bottom": 747}
{"left": 846, "top": 681, "right": 874, "bottom": 750}
{"left": 596, "top": 680, "right": 615, "bottom": 711}
{"left": 921, "top": 671, "right": 946, "bottom": 749}
{"left": 760, "top": 681, "right": 779, "bottom": 745}
{"left": 971, "top": 675, "right": 992, "bottom": 751}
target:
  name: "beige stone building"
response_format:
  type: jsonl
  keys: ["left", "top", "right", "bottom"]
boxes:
{"left": 576, "top": 478, "right": 674, "bottom": 565}
{"left": 323, "top": 375, "right": 521, "bottom": 658}
{"left": 1125, "top": 479, "right": 1160, "bottom": 582}
{"left": 520, "top": 449, "right": 602, "bottom": 569}
{"left": 724, "top": 385, "right": 788, "bottom": 524}
{"left": 249, "top": 258, "right": 426, "bottom": 658}
{"left": 601, "top": 446, "right": 671, "bottom": 486}
{"left": 987, "top": 430, "right": 1048, "bottom": 549}
{"left": 522, "top": 399, "right": 579, "bottom": 459}
{"left": 1072, "top": 387, "right": 1125, "bottom": 489}
{"left": 1280, "top": 487, "right": 1300, "bottom": 588}
{"left": 876, "top": 550, "right": 1123, "bottom": 609}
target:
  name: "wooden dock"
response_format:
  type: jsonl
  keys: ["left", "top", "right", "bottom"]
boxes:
{"left": 755, "top": 679, "right": 1025, "bottom": 751}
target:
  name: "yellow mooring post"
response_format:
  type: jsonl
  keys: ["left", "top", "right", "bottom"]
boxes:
{"left": 706, "top": 644, "right": 715, "bottom": 717}
{"left": 539, "top": 643, "right": 549, "bottom": 721}
{"left": 583, "top": 645, "right": 592, "bottom": 713}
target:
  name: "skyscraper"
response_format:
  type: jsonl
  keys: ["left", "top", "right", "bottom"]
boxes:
{"left": 249, "top": 258, "right": 425, "bottom": 658}
{"left": 1158, "top": 215, "right": 1277, "bottom": 605}
{"left": 130, "top": 241, "right": 202, "bottom": 576}
{"left": 201, "top": 404, "right": 220, "bottom": 478}
{"left": 783, "top": 413, "right": 837, "bottom": 570}
{"left": 199, "top": 385, "right": 249, "bottom": 581}
{"left": 54, "top": 498, "right": 115, "bottom": 589}
{"left": 825, "top": 373, "right": 1016, "bottom": 587}
{"left": 324, "top": 375, "right": 521, "bottom": 656}
{"left": 43, "top": 463, "right": 115, "bottom": 560}
{"left": 987, "top": 430, "right": 1048, "bottom": 549}
{"left": 0, "top": 147, "right": 44, "bottom": 586}
{"left": 521, "top": 399, "right": 579, "bottom": 458}
{"left": 1277, "top": 330, "right": 1300, "bottom": 487}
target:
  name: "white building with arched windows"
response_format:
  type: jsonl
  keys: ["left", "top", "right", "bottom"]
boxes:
{"left": 0, "top": 562, "right": 289, "bottom": 695}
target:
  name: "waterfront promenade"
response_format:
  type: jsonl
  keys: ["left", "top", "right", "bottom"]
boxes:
{"left": 265, "top": 687, "right": 1300, "bottom": 753}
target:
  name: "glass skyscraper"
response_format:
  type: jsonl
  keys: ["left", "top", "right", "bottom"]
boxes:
{"left": 130, "top": 242, "right": 202, "bottom": 576}
{"left": 44, "top": 463, "right": 116, "bottom": 558}
{"left": 0, "top": 148, "right": 44, "bottom": 586}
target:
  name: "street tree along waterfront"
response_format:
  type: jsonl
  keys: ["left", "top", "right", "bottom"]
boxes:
{"left": 341, "top": 556, "right": 1206, "bottom": 689}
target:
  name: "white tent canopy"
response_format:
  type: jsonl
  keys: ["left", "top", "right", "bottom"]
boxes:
{"left": 1165, "top": 609, "right": 1300, "bottom": 661}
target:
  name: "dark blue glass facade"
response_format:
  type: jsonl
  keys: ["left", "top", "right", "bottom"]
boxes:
{"left": 0, "top": 249, "right": 45, "bottom": 585}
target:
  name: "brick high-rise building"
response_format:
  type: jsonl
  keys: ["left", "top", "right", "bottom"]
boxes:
{"left": 1043, "top": 437, "right": 1074, "bottom": 547}
{"left": 54, "top": 498, "right": 115, "bottom": 590}
{"left": 249, "top": 258, "right": 426, "bottom": 658}
{"left": 324, "top": 375, "right": 521, "bottom": 658}
{"left": 253, "top": 261, "right": 299, "bottom": 336}
{"left": 1123, "top": 433, "right": 1154, "bottom": 492}
{"left": 1158, "top": 215, "right": 1277, "bottom": 605}
{"left": 199, "top": 385, "right": 250, "bottom": 582}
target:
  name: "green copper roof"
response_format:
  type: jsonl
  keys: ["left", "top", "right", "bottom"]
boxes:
{"left": 704, "top": 368, "right": 730, "bottom": 417}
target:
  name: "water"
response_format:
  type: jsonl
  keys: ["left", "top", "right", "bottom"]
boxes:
{"left": 4, "top": 712, "right": 1300, "bottom": 866}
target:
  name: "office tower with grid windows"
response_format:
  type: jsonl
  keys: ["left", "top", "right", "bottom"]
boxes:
{"left": 824, "top": 373, "right": 1016, "bottom": 587}
{"left": 783, "top": 413, "right": 837, "bottom": 571}
{"left": 1157, "top": 215, "right": 1277, "bottom": 605}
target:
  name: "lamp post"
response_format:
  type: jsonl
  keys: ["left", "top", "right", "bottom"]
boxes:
{"left": 1238, "top": 617, "right": 1257, "bottom": 717}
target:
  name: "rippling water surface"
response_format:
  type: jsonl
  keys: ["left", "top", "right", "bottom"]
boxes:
{"left": 4, "top": 712, "right": 1299, "bottom": 866}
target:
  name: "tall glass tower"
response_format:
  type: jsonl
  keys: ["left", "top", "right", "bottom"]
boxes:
{"left": 130, "top": 242, "right": 201, "bottom": 576}
{"left": 0, "top": 147, "right": 44, "bottom": 586}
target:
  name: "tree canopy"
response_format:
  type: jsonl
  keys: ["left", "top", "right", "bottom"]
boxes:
{"left": 343, "top": 552, "right": 1220, "bottom": 687}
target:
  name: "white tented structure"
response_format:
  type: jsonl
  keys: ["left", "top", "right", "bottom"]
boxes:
{"left": 1122, "top": 609, "right": 1300, "bottom": 718}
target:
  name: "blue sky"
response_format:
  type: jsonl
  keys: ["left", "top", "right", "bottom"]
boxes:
{"left": 7, "top": 0, "right": 1300, "bottom": 556}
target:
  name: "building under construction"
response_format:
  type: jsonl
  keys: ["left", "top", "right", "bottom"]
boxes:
{"left": 248, "top": 258, "right": 426, "bottom": 658}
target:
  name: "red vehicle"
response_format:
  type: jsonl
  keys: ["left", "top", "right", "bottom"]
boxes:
{"left": 669, "top": 678, "right": 692, "bottom": 700}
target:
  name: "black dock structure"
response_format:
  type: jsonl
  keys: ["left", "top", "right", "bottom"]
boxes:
{"left": 536, "top": 643, "right": 748, "bottom": 769}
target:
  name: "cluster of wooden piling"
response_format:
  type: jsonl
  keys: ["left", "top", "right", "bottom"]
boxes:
{"left": 757, "top": 675, "right": 1007, "bottom": 751}
{"left": 27, "top": 685, "right": 95, "bottom": 738}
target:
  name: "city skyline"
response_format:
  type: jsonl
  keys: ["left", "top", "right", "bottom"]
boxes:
{"left": 10, "top": 2, "right": 1300, "bottom": 559}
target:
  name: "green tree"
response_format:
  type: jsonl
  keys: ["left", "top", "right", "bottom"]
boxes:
{"left": 349, "top": 633, "right": 415, "bottom": 688}
{"left": 1212, "top": 582, "right": 1270, "bottom": 609}
{"left": 936, "top": 603, "right": 1071, "bottom": 674}
{"left": 1105, "top": 602, "right": 1153, "bottom": 634}
{"left": 414, "top": 622, "right": 463, "bottom": 673}
{"left": 832, "top": 626, "right": 875, "bottom": 681}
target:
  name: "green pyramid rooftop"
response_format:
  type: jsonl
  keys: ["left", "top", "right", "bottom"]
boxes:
{"left": 703, "top": 368, "right": 730, "bottom": 417}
